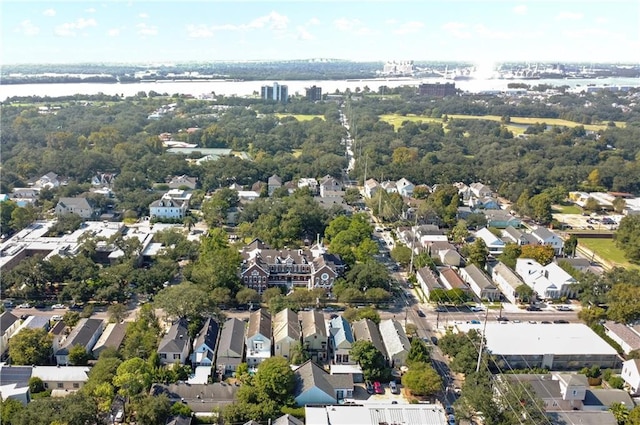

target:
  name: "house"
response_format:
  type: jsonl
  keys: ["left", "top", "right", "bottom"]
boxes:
{"left": 484, "top": 210, "right": 521, "bottom": 229}
{"left": 379, "top": 319, "right": 410, "bottom": 367}
{"left": 470, "top": 182, "right": 493, "bottom": 198}
{"left": 273, "top": 308, "right": 301, "bottom": 361}
{"left": 531, "top": 227, "right": 565, "bottom": 255}
{"left": 475, "top": 227, "right": 506, "bottom": 255}
{"left": 92, "top": 322, "right": 126, "bottom": 358}
{"left": 216, "top": 318, "right": 245, "bottom": 376}
{"left": 621, "top": 359, "right": 640, "bottom": 394}
{"left": 396, "top": 178, "right": 414, "bottom": 197}
{"left": 0, "top": 363, "right": 31, "bottom": 404}
{"left": 416, "top": 266, "right": 444, "bottom": 300}
{"left": 239, "top": 240, "right": 345, "bottom": 294}
{"left": 0, "top": 311, "right": 20, "bottom": 354}
{"left": 293, "top": 360, "right": 354, "bottom": 405}
{"left": 168, "top": 175, "right": 197, "bottom": 190}
{"left": 364, "top": 179, "right": 380, "bottom": 199}
{"left": 268, "top": 174, "right": 282, "bottom": 196}
{"left": 516, "top": 259, "right": 576, "bottom": 300}
{"left": 273, "top": 413, "right": 305, "bottom": 425}
{"left": 246, "top": 309, "right": 272, "bottom": 367}
{"left": 32, "top": 365, "right": 90, "bottom": 393}
{"left": 428, "top": 241, "right": 461, "bottom": 266}
{"left": 327, "top": 316, "right": 354, "bottom": 364}
{"left": 158, "top": 319, "right": 191, "bottom": 365}
{"left": 55, "top": 197, "right": 100, "bottom": 219}
{"left": 470, "top": 196, "right": 500, "bottom": 210}
{"left": 298, "top": 178, "right": 319, "bottom": 194}
{"left": 602, "top": 321, "right": 640, "bottom": 355}
{"left": 305, "top": 404, "right": 448, "bottom": 425}
{"left": 91, "top": 172, "right": 116, "bottom": 188}
{"left": 438, "top": 267, "right": 470, "bottom": 293}
{"left": 489, "top": 261, "right": 526, "bottom": 304}
{"left": 299, "top": 310, "right": 328, "bottom": 363}
{"left": 33, "top": 172, "right": 61, "bottom": 189}
{"left": 319, "top": 175, "right": 343, "bottom": 198}
{"left": 502, "top": 226, "right": 536, "bottom": 246}
{"left": 459, "top": 264, "right": 500, "bottom": 301}
{"left": 351, "top": 318, "right": 387, "bottom": 360}
{"left": 55, "top": 319, "right": 104, "bottom": 365}
{"left": 149, "top": 190, "right": 192, "bottom": 220}
{"left": 166, "top": 416, "right": 192, "bottom": 425}
{"left": 150, "top": 382, "right": 238, "bottom": 414}
{"left": 556, "top": 257, "right": 591, "bottom": 272}
{"left": 191, "top": 317, "right": 219, "bottom": 366}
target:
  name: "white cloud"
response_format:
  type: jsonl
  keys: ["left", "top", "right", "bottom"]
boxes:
{"left": 107, "top": 28, "right": 120, "bottom": 37}
{"left": 563, "top": 28, "right": 610, "bottom": 39}
{"left": 333, "top": 17, "right": 372, "bottom": 35}
{"left": 473, "top": 24, "right": 510, "bottom": 40}
{"left": 17, "top": 20, "right": 40, "bottom": 36}
{"left": 394, "top": 21, "right": 424, "bottom": 35}
{"left": 296, "top": 25, "right": 314, "bottom": 40}
{"left": 513, "top": 5, "right": 527, "bottom": 15}
{"left": 137, "top": 22, "right": 158, "bottom": 36}
{"left": 441, "top": 22, "right": 471, "bottom": 39}
{"left": 247, "top": 11, "right": 289, "bottom": 31}
{"left": 555, "top": 11, "right": 583, "bottom": 21}
{"left": 307, "top": 17, "right": 320, "bottom": 26}
{"left": 43, "top": 8, "right": 56, "bottom": 17}
{"left": 186, "top": 24, "right": 214, "bottom": 38}
{"left": 54, "top": 18, "right": 97, "bottom": 37}
{"left": 139, "top": 13, "right": 149, "bottom": 19}
{"left": 85, "top": 8, "right": 96, "bottom": 13}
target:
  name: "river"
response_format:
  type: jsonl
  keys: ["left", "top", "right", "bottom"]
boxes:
{"left": 1, "top": 77, "right": 639, "bottom": 100}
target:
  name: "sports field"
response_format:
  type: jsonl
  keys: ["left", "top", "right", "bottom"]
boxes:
{"left": 275, "top": 113, "right": 325, "bottom": 121}
{"left": 578, "top": 238, "right": 638, "bottom": 270}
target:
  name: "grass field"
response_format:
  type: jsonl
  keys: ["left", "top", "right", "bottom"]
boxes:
{"left": 274, "top": 113, "right": 325, "bottom": 121}
{"left": 379, "top": 113, "right": 625, "bottom": 134}
{"left": 553, "top": 204, "right": 583, "bottom": 214}
{"left": 578, "top": 238, "right": 638, "bottom": 270}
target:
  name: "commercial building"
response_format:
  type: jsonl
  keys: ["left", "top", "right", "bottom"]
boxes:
{"left": 306, "top": 85, "right": 322, "bottom": 101}
{"left": 306, "top": 403, "right": 447, "bottom": 425}
{"left": 261, "top": 82, "right": 288, "bottom": 103}
{"left": 418, "top": 82, "right": 456, "bottom": 97}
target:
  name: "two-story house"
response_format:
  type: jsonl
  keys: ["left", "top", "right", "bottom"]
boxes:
{"left": 158, "top": 319, "right": 191, "bottom": 365}
{"left": 379, "top": 319, "right": 410, "bottom": 367}
{"left": 191, "top": 317, "right": 219, "bottom": 367}
{"left": 273, "top": 308, "right": 301, "bottom": 361}
{"left": 216, "top": 318, "right": 245, "bottom": 376}
{"left": 459, "top": 264, "right": 500, "bottom": 301}
{"left": 396, "top": 178, "right": 414, "bottom": 198}
{"left": 149, "top": 189, "right": 192, "bottom": 220}
{"left": 516, "top": 258, "right": 576, "bottom": 300}
{"left": 299, "top": 310, "right": 328, "bottom": 363}
{"left": 531, "top": 227, "right": 565, "bottom": 255}
{"left": 364, "top": 179, "right": 380, "bottom": 199}
{"left": 319, "top": 175, "right": 343, "bottom": 198}
{"left": 327, "top": 316, "right": 354, "bottom": 364}
{"left": 55, "top": 319, "right": 104, "bottom": 365}
{"left": 268, "top": 174, "right": 282, "bottom": 196}
{"left": 0, "top": 311, "right": 20, "bottom": 355}
{"left": 55, "top": 197, "right": 100, "bottom": 220}
{"left": 246, "top": 309, "right": 272, "bottom": 368}
{"left": 475, "top": 227, "right": 506, "bottom": 255}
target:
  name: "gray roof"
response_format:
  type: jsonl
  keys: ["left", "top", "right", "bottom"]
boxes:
{"left": 56, "top": 318, "right": 104, "bottom": 355}
{"left": 24, "top": 315, "right": 51, "bottom": 331}
{"left": 547, "top": 411, "right": 617, "bottom": 425}
{"left": 462, "top": 264, "right": 496, "bottom": 290}
{"left": 57, "top": 197, "right": 93, "bottom": 210}
{"left": 328, "top": 316, "right": 354, "bottom": 348}
{"left": 150, "top": 382, "right": 238, "bottom": 413}
{"left": 0, "top": 311, "right": 18, "bottom": 334}
{"left": 351, "top": 318, "right": 387, "bottom": 358}
{"left": 158, "top": 319, "right": 190, "bottom": 354}
{"left": 295, "top": 360, "right": 335, "bottom": 399}
{"left": 584, "top": 389, "right": 635, "bottom": 409}
{"left": 416, "top": 266, "right": 442, "bottom": 291}
{"left": 502, "top": 225, "right": 524, "bottom": 241}
{"left": 247, "top": 308, "right": 271, "bottom": 339}
{"left": 532, "top": 226, "right": 557, "bottom": 241}
{"left": 217, "top": 318, "right": 245, "bottom": 359}
{"left": 273, "top": 308, "right": 301, "bottom": 343}
{"left": 166, "top": 416, "right": 192, "bottom": 425}
{"left": 379, "top": 319, "right": 410, "bottom": 358}
{"left": 500, "top": 374, "right": 561, "bottom": 399}
{"left": 273, "top": 414, "right": 305, "bottom": 425}
{"left": 492, "top": 261, "right": 525, "bottom": 291}
{"left": 268, "top": 174, "right": 282, "bottom": 185}
{"left": 0, "top": 364, "right": 32, "bottom": 387}
{"left": 92, "top": 322, "right": 127, "bottom": 357}
{"left": 193, "top": 317, "right": 219, "bottom": 352}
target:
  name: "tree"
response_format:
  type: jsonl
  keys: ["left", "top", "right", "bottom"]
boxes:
{"left": 253, "top": 356, "right": 296, "bottom": 405}
{"left": 607, "top": 283, "right": 640, "bottom": 324}
{"left": 609, "top": 402, "right": 629, "bottom": 425}
{"left": 584, "top": 197, "right": 601, "bottom": 212}
{"left": 498, "top": 243, "right": 522, "bottom": 269}
{"left": 261, "top": 287, "right": 283, "bottom": 304}
{"left": 390, "top": 245, "right": 412, "bottom": 267}
{"left": 63, "top": 311, "right": 81, "bottom": 328}
{"left": 107, "top": 303, "right": 127, "bottom": 323}
{"left": 519, "top": 244, "right": 555, "bottom": 266}
{"left": 401, "top": 362, "right": 442, "bottom": 397}
{"left": 153, "top": 282, "right": 215, "bottom": 319}
{"left": 133, "top": 394, "right": 171, "bottom": 425}
{"left": 69, "top": 344, "right": 91, "bottom": 366}
{"left": 236, "top": 287, "right": 260, "bottom": 305}
{"left": 28, "top": 377, "right": 45, "bottom": 393}
{"left": 350, "top": 340, "right": 389, "bottom": 381}
{"left": 515, "top": 284, "right": 535, "bottom": 303}
{"left": 407, "top": 338, "right": 431, "bottom": 366}
{"left": 616, "top": 215, "right": 640, "bottom": 263}
{"left": 529, "top": 193, "right": 553, "bottom": 224}
{"left": 0, "top": 397, "right": 25, "bottom": 424}
{"left": 612, "top": 197, "right": 626, "bottom": 214}
{"left": 564, "top": 234, "right": 578, "bottom": 257}
{"left": 289, "top": 342, "right": 309, "bottom": 365}
{"left": 578, "top": 306, "right": 606, "bottom": 326}
{"left": 113, "top": 357, "right": 153, "bottom": 397}
{"left": 342, "top": 306, "right": 380, "bottom": 324}
{"left": 8, "top": 328, "right": 52, "bottom": 365}
{"left": 467, "top": 238, "right": 489, "bottom": 269}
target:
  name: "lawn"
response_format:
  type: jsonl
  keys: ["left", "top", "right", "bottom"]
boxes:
{"left": 553, "top": 203, "right": 583, "bottom": 214}
{"left": 578, "top": 238, "right": 639, "bottom": 270}
{"left": 379, "top": 113, "right": 625, "bottom": 134}
{"left": 274, "top": 113, "right": 325, "bottom": 121}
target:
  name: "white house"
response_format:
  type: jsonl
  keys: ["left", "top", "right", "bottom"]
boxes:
{"left": 515, "top": 259, "right": 576, "bottom": 300}
{"left": 158, "top": 319, "right": 191, "bottom": 365}
{"left": 0, "top": 311, "right": 20, "bottom": 355}
{"left": 55, "top": 319, "right": 104, "bottom": 365}
{"left": 191, "top": 318, "right": 219, "bottom": 366}
{"left": 459, "top": 264, "right": 500, "bottom": 301}
{"left": 273, "top": 308, "right": 301, "bottom": 361}
{"left": 531, "top": 227, "right": 565, "bottom": 255}
{"left": 149, "top": 189, "right": 192, "bottom": 220}
{"left": 470, "top": 182, "right": 492, "bottom": 198}
{"left": 396, "top": 178, "right": 414, "bottom": 197}
{"left": 364, "top": 179, "right": 380, "bottom": 199}
{"left": 621, "top": 359, "right": 640, "bottom": 394}
{"left": 474, "top": 227, "right": 506, "bottom": 255}
{"left": 490, "top": 262, "right": 525, "bottom": 304}
{"left": 327, "top": 316, "right": 354, "bottom": 364}
{"left": 379, "top": 319, "right": 410, "bottom": 367}
{"left": 246, "top": 309, "right": 272, "bottom": 367}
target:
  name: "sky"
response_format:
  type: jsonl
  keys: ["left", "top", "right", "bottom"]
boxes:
{"left": 2, "top": 0, "right": 639, "bottom": 65}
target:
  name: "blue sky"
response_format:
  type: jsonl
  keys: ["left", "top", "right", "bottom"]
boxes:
{"left": 2, "top": 1, "right": 639, "bottom": 64}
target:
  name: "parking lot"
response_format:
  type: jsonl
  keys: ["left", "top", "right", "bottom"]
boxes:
{"left": 349, "top": 382, "right": 408, "bottom": 404}
{"left": 553, "top": 213, "right": 619, "bottom": 231}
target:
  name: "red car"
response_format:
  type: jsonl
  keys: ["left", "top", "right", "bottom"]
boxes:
{"left": 373, "top": 381, "right": 384, "bottom": 394}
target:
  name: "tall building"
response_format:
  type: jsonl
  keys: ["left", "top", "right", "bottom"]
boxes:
{"left": 305, "top": 85, "right": 322, "bottom": 101}
{"left": 261, "top": 82, "right": 288, "bottom": 103}
{"left": 418, "top": 82, "right": 457, "bottom": 97}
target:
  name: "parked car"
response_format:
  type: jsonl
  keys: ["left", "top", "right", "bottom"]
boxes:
{"left": 374, "top": 381, "right": 384, "bottom": 394}
{"left": 51, "top": 304, "right": 66, "bottom": 309}
{"left": 51, "top": 315, "right": 63, "bottom": 321}
{"left": 526, "top": 305, "right": 541, "bottom": 311}
{"left": 16, "top": 303, "right": 31, "bottom": 309}
{"left": 416, "top": 309, "right": 426, "bottom": 318}
{"left": 445, "top": 405, "right": 455, "bottom": 415}
{"left": 430, "top": 336, "right": 438, "bottom": 345}
{"left": 496, "top": 316, "right": 508, "bottom": 322}
{"left": 470, "top": 305, "right": 484, "bottom": 312}
{"left": 435, "top": 306, "right": 447, "bottom": 312}
{"left": 553, "top": 319, "right": 570, "bottom": 324}
{"left": 470, "top": 320, "right": 481, "bottom": 325}
{"left": 389, "top": 380, "right": 400, "bottom": 394}
{"left": 448, "top": 414, "right": 456, "bottom": 425}
{"left": 365, "top": 380, "right": 374, "bottom": 394}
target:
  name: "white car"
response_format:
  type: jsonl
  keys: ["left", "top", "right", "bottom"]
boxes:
{"left": 51, "top": 304, "right": 66, "bottom": 309}
{"left": 17, "top": 303, "right": 31, "bottom": 309}
{"left": 470, "top": 305, "right": 484, "bottom": 312}
{"left": 51, "top": 315, "right": 63, "bottom": 321}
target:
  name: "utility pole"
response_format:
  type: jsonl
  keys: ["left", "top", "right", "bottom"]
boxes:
{"left": 408, "top": 212, "right": 419, "bottom": 274}
{"left": 476, "top": 307, "right": 490, "bottom": 373}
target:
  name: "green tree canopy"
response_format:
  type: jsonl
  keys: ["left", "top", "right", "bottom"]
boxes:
{"left": 8, "top": 328, "right": 53, "bottom": 365}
